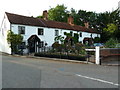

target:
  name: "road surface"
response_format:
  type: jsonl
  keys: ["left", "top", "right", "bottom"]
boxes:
{"left": 1, "top": 54, "right": 119, "bottom": 88}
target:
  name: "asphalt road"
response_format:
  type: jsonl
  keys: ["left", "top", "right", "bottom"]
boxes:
{"left": 1, "top": 54, "right": 119, "bottom": 88}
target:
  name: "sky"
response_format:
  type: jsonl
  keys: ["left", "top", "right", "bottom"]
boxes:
{"left": 0, "top": 0, "right": 119, "bottom": 26}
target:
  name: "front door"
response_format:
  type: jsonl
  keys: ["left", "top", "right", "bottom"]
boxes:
{"left": 28, "top": 35, "right": 41, "bottom": 53}
{"left": 29, "top": 42, "right": 35, "bottom": 53}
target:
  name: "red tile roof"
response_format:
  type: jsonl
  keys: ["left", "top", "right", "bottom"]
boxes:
{"left": 5, "top": 12, "right": 99, "bottom": 34}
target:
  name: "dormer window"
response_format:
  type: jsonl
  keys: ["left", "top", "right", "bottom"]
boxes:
{"left": 18, "top": 26, "right": 25, "bottom": 34}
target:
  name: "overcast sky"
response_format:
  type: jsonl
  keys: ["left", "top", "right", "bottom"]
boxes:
{"left": 0, "top": 0, "right": 119, "bottom": 26}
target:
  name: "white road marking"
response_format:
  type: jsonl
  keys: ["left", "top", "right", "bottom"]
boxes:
{"left": 76, "top": 74, "right": 119, "bottom": 86}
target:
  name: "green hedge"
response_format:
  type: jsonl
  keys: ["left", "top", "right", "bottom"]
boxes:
{"left": 34, "top": 53, "right": 86, "bottom": 61}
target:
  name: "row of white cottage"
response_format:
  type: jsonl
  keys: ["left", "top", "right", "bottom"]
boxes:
{"left": 0, "top": 11, "right": 100, "bottom": 54}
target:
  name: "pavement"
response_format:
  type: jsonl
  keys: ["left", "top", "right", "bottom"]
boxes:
{"left": 1, "top": 52, "right": 119, "bottom": 66}
{"left": 102, "top": 61, "right": 120, "bottom": 66}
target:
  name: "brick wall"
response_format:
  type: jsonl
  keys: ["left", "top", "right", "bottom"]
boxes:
{"left": 100, "top": 48, "right": 120, "bottom": 62}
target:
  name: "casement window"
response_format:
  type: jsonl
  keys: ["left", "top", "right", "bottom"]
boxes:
{"left": 70, "top": 31, "right": 73, "bottom": 36}
{"left": 39, "top": 41, "right": 44, "bottom": 48}
{"left": 91, "top": 34, "right": 92, "bottom": 38}
{"left": 38, "top": 28, "right": 44, "bottom": 35}
{"left": 55, "top": 30, "right": 59, "bottom": 36}
{"left": 18, "top": 26, "right": 25, "bottom": 34}
{"left": 80, "top": 32, "right": 82, "bottom": 37}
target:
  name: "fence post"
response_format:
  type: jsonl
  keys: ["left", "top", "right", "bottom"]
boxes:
{"left": 95, "top": 46, "right": 100, "bottom": 65}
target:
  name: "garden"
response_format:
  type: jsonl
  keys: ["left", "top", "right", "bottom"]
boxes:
{"left": 35, "top": 32, "right": 87, "bottom": 61}
{"left": 34, "top": 32, "right": 120, "bottom": 62}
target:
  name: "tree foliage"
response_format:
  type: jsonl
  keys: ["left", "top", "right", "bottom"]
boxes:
{"left": 7, "top": 30, "right": 23, "bottom": 53}
{"left": 48, "top": 4, "right": 69, "bottom": 22}
{"left": 97, "top": 9, "right": 119, "bottom": 41}
{"left": 105, "top": 38, "right": 119, "bottom": 48}
{"left": 36, "top": 4, "right": 120, "bottom": 42}
{"left": 104, "top": 23, "right": 117, "bottom": 34}
{"left": 94, "top": 37, "right": 101, "bottom": 43}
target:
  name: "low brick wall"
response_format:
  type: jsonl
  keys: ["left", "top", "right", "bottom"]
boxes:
{"left": 100, "top": 48, "right": 120, "bottom": 62}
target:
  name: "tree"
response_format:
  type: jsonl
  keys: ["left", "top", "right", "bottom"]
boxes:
{"left": 7, "top": 30, "right": 23, "bottom": 54}
{"left": 94, "top": 37, "right": 101, "bottom": 43}
{"left": 73, "top": 33, "right": 79, "bottom": 43}
{"left": 48, "top": 4, "right": 69, "bottom": 22}
{"left": 64, "top": 32, "right": 79, "bottom": 45}
{"left": 70, "top": 8, "right": 80, "bottom": 25}
{"left": 75, "top": 10, "right": 98, "bottom": 28}
{"left": 76, "top": 9, "right": 120, "bottom": 42}
{"left": 37, "top": 5, "right": 119, "bottom": 42}
{"left": 105, "top": 38, "right": 118, "bottom": 48}
{"left": 104, "top": 23, "right": 117, "bottom": 36}
{"left": 36, "top": 15, "right": 43, "bottom": 18}
{"left": 96, "top": 9, "right": 120, "bottom": 42}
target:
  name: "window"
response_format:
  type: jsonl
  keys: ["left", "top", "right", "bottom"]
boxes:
{"left": 91, "top": 34, "right": 92, "bottom": 38}
{"left": 80, "top": 32, "right": 82, "bottom": 37}
{"left": 60, "top": 30, "right": 62, "bottom": 34}
{"left": 55, "top": 30, "right": 59, "bottom": 36}
{"left": 64, "top": 32, "right": 67, "bottom": 35}
{"left": 18, "top": 26, "right": 25, "bottom": 34}
{"left": 97, "top": 34, "right": 99, "bottom": 37}
{"left": 38, "top": 28, "right": 44, "bottom": 35}
{"left": 39, "top": 41, "right": 44, "bottom": 48}
{"left": 70, "top": 31, "right": 73, "bottom": 36}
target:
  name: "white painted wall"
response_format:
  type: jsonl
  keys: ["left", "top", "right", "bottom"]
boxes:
{"left": 11, "top": 24, "right": 100, "bottom": 47}
{"left": 0, "top": 14, "right": 11, "bottom": 54}
{"left": 0, "top": 13, "right": 100, "bottom": 54}
{"left": 11, "top": 24, "right": 55, "bottom": 46}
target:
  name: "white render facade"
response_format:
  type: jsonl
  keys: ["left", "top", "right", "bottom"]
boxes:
{"left": 0, "top": 13, "right": 11, "bottom": 54}
{"left": 0, "top": 12, "right": 100, "bottom": 54}
{"left": 11, "top": 24, "right": 100, "bottom": 45}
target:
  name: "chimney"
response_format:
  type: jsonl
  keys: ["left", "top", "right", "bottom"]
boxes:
{"left": 68, "top": 15, "right": 74, "bottom": 25}
{"left": 43, "top": 10, "right": 48, "bottom": 20}
{"left": 84, "top": 22, "right": 89, "bottom": 28}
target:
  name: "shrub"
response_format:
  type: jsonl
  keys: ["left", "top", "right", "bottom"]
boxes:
{"left": 34, "top": 53, "right": 86, "bottom": 61}
{"left": 105, "top": 38, "right": 119, "bottom": 48}
{"left": 68, "top": 54, "right": 85, "bottom": 61}
{"left": 52, "top": 42, "right": 61, "bottom": 52}
{"left": 94, "top": 37, "right": 100, "bottom": 43}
